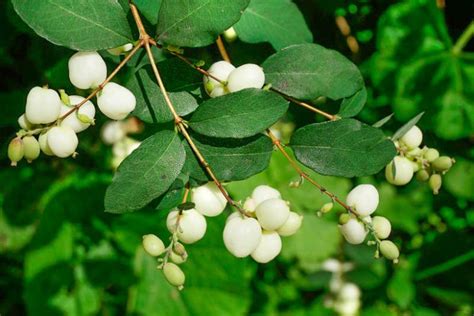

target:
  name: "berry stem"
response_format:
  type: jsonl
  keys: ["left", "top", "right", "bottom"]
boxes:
{"left": 452, "top": 20, "right": 474, "bottom": 55}
{"left": 216, "top": 35, "right": 232, "bottom": 63}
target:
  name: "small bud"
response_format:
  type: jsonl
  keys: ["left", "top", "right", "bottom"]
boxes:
{"left": 162, "top": 262, "right": 185, "bottom": 289}
{"left": 8, "top": 137, "right": 24, "bottom": 166}
{"left": 142, "top": 234, "right": 165, "bottom": 257}
{"left": 423, "top": 148, "right": 439, "bottom": 162}
{"left": 169, "top": 251, "right": 187, "bottom": 264}
{"left": 59, "top": 89, "right": 70, "bottom": 105}
{"left": 432, "top": 156, "right": 453, "bottom": 172}
{"left": 416, "top": 169, "right": 430, "bottom": 182}
{"left": 173, "top": 242, "right": 187, "bottom": 257}
{"left": 77, "top": 113, "right": 94, "bottom": 124}
{"left": 223, "top": 27, "right": 238, "bottom": 42}
{"left": 320, "top": 202, "right": 334, "bottom": 214}
{"left": 429, "top": 174, "right": 442, "bottom": 195}
{"left": 23, "top": 136, "right": 40, "bottom": 162}
{"left": 339, "top": 213, "right": 351, "bottom": 225}
{"left": 379, "top": 240, "right": 399, "bottom": 261}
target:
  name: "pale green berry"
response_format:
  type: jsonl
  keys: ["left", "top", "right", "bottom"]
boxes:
{"left": 162, "top": 262, "right": 185, "bottom": 289}
{"left": 223, "top": 216, "right": 261, "bottom": 257}
{"left": 8, "top": 137, "right": 24, "bottom": 166}
{"left": 339, "top": 213, "right": 351, "bottom": 225}
{"left": 169, "top": 251, "right": 186, "bottom": 264}
{"left": 320, "top": 202, "right": 334, "bottom": 213}
{"left": 251, "top": 231, "right": 282, "bottom": 263}
{"left": 191, "top": 182, "right": 227, "bottom": 217}
{"left": 379, "top": 240, "right": 399, "bottom": 261}
{"left": 22, "top": 136, "right": 40, "bottom": 162}
{"left": 400, "top": 125, "right": 423, "bottom": 150}
{"left": 107, "top": 43, "right": 133, "bottom": 55}
{"left": 416, "top": 169, "right": 430, "bottom": 182}
{"left": 385, "top": 156, "right": 414, "bottom": 186}
{"left": 339, "top": 218, "right": 368, "bottom": 245}
{"left": 432, "top": 156, "right": 453, "bottom": 172}
{"left": 429, "top": 174, "right": 442, "bottom": 195}
{"left": 255, "top": 198, "right": 290, "bottom": 231}
{"left": 223, "top": 27, "right": 238, "bottom": 42}
{"left": 346, "top": 184, "right": 379, "bottom": 216}
{"left": 372, "top": 216, "right": 391, "bottom": 239}
{"left": 424, "top": 148, "right": 439, "bottom": 162}
{"left": 38, "top": 131, "right": 54, "bottom": 156}
{"left": 277, "top": 212, "right": 303, "bottom": 236}
{"left": 142, "top": 234, "right": 165, "bottom": 257}
{"left": 18, "top": 114, "right": 34, "bottom": 130}
{"left": 411, "top": 161, "right": 420, "bottom": 172}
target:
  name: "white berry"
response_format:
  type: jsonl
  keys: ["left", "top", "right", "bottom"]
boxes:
{"left": 203, "top": 61, "right": 235, "bottom": 97}
{"left": 101, "top": 121, "right": 126, "bottom": 145}
{"left": 68, "top": 51, "right": 107, "bottom": 89}
{"left": 166, "top": 209, "right": 207, "bottom": 244}
{"left": 223, "top": 216, "right": 262, "bottom": 257}
{"left": 191, "top": 182, "right": 227, "bottom": 217}
{"left": 97, "top": 82, "right": 136, "bottom": 120}
{"left": 346, "top": 184, "right": 379, "bottom": 217}
{"left": 227, "top": 64, "right": 265, "bottom": 92}
{"left": 256, "top": 198, "right": 290, "bottom": 231}
{"left": 18, "top": 114, "right": 34, "bottom": 130}
{"left": 339, "top": 283, "right": 361, "bottom": 301}
{"left": 251, "top": 231, "right": 282, "bottom": 263}
{"left": 47, "top": 126, "right": 78, "bottom": 158}
{"left": 38, "top": 131, "right": 54, "bottom": 156}
{"left": 251, "top": 185, "right": 281, "bottom": 207}
{"left": 372, "top": 216, "right": 391, "bottom": 239}
{"left": 340, "top": 218, "right": 367, "bottom": 244}
{"left": 385, "top": 156, "right": 414, "bottom": 186}
{"left": 277, "top": 212, "right": 303, "bottom": 236}
{"left": 243, "top": 197, "right": 257, "bottom": 213}
{"left": 25, "top": 86, "right": 61, "bottom": 124}
{"left": 142, "top": 234, "right": 165, "bottom": 256}
{"left": 400, "top": 125, "right": 423, "bottom": 150}
{"left": 60, "top": 95, "right": 96, "bottom": 133}
{"left": 225, "top": 211, "right": 241, "bottom": 224}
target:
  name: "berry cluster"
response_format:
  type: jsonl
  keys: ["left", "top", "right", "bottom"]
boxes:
{"left": 385, "top": 125, "right": 455, "bottom": 194}
{"left": 101, "top": 119, "right": 142, "bottom": 169}
{"left": 8, "top": 50, "right": 137, "bottom": 165}
{"left": 338, "top": 184, "right": 399, "bottom": 262}
{"left": 203, "top": 61, "right": 266, "bottom": 97}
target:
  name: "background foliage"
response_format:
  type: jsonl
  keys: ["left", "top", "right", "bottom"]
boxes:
{"left": 1, "top": 0, "right": 473, "bottom": 315}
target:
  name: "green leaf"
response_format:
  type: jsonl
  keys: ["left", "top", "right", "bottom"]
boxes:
{"left": 105, "top": 130, "right": 186, "bottom": 213}
{"left": 387, "top": 268, "right": 415, "bottom": 308}
{"left": 127, "top": 68, "right": 199, "bottom": 123}
{"left": 156, "top": 0, "right": 250, "bottom": 47}
{"left": 233, "top": 0, "right": 313, "bottom": 50}
{"left": 392, "top": 112, "right": 424, "bottom": 141}
{"left": 338, "top": 87, "right": 367, "bottom": 118}
{"left": 190, "top": 89, "right": 288, "bottom": 138}
{"left": 12, "top": 0, "right": 134, "bottom": 50}
{"left": 373, "top": 113, "right": 394, "bottom": 128}
{"left": 290, "top": 119, "right": 396, "bottom": 177}
{"left": 263, "top": 43, "right": 364, "bottom": 100}
{"left": 183, "top": 133, "right": 273, "bottom": 182}
{"left": 135, "top": 0, "right": 162, "bottom": 25}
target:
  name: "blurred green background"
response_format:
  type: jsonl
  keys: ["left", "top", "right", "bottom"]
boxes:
{"left": 1, "top": 0, "right": 473, "bottom": 315}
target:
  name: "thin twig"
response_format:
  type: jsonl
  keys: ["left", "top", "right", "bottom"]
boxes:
{"left": 216, "top": 35, "right": 231, "bottom": 63}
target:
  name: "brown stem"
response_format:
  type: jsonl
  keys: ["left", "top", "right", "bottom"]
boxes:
{"left": 216, "top": 35, "right": 231, "bottom": 63}
{"left": 182, "top": 184, "right": 190, "bottom": 203}
{"left": 130, "top": 3, "right": 147, "bottom": 38}
{"left": 168, "top": 51, "right": 225, "bottom": 84}
{"left": 266, "top": 129, "right": 355, "bottom": 215}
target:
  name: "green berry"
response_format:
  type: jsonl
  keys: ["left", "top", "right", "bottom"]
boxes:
{"left": 142, "top": 234, "right": 165, "bottom": 257}
{"left": 372, "top": 216, "right": 391, "bottom": 239}
{"left": 162, "top": 262, "right": 185, "bottom": 289}
{"left": 8, "top": 137, "right": 24, "bottom": 166}
{"left": 23, "top": 136, "right": 40, "bottom": 162}
{"left": 416, "top": 169, "right": 430, "bottom": 182}
{"left": 423, "top": 148, "right": 439, "bottom": 162}
{"left": 379, "top": 240, "right": 399, "bottom": 261}
{"left": 429, "top": 174, "right": 442, "bottom": 195}
{"left": 432, "top": 156, "right": 453, "bottom": 172}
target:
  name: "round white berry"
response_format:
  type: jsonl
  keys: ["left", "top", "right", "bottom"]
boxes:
{"left": 385, "top": 156, "right": 414, "bottom": 186}
{"left": 203, "top": 61, "right": 235, "bottom": 97}
{"left": 68, "top": 51, "right": 107, "bottom": 89}
{"left": 38, "top": 131, "right": 54, "bottom": 156}
{"left": 101, "top": 121, "right": 126, "bottom": 145}
{"left": 97, "top": 82, "right": 136, "bottom": 120}
{"left": 256, "top": 198, "right": 290, "bottom": 231}
{"left": 227, "top": 64, "right": 265, "bottom": 92}
{"left": 166, "top": 209, "right": 207, "bottom": 244}
{"left": 60, "top": 96, "right": 96, "bottom": 133}
{"left": 339, "top": 283, "right": 361, "bottom": 301}
{"left": 223, "top": 216, "right": 262, "bottom": 257}
{"left": 142, "top": 234, "right": 165, "bottom": 257}
{"left": 18, "top": 114, "right": 34, "bottom": 130}
{"left": 47, "top": 126, "right": 78, "bottom": 158}
{"left": 191, "top": 182, "right": 227, "bottom": 217}
{"left": 225, "top": 211, "right": 241, "bottom": 224}
{"left": 277, "top": 212, "right": 303, "bottom": 236}
{"left": 346, "top": 184, "right": 379, "bottom": 216}
{"left": 372, "top": 216, "right": 391, "bottom": 239}
{"left": 400, "top": 125, "right": 423, "bottom": 150}
{"left": 339, "top": 218, "right": 367, "bottom": 245}
{"left": 251, "top": 185, "right": 281, "bottom": 207}
{"left": 25, "top": 86, "right": 61, "bottom": 124}
{"left": 163, "top": 262, "right": 185, "bottom": 288}
{"left": 251, "top": 231, "right": 282, "bottom": 263}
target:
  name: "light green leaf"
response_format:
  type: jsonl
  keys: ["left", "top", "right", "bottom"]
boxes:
{"left": 183, "top": 133, "right": 273, "bottom": 182}
{"left": 156, "top": 0, "right": 250, "bottom": 47}
{"left": 190, "top": 89, "right": 288, "bottom": 138}
{"left": 12, "top": 0, "right": 134, "bottom": 50}
{"left": 234, "top": 0, "right": 312, "bottom": 50}
{"left": 290, "top": 119, "right": 396, "bottom": 177}
{"left": 105, "top": 130, "right": 186, "bottom": 213}
{"left": 392, "top": 112, "right": 424, "bottom": 141}
{"left": 263, "top": 43, "right": 364, "bottom": 100}
{"left": 387, "top": 268, "right": 415, "bottom": 308}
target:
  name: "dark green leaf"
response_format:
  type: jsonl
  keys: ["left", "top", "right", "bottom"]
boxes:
{"left": 183, "top": 133, "right": 273, "bottom": 182}
{"left": 12, "top": 0, "right": 134, "bottom": 50}
{"left": 290, "top": 119, "right": 396, "bottom": 177}
{"left": 263, "top": 43, "right": 364, "bottom": 100}
{"left": 135, "top": 0, "right": 162, "bottom": 25}
{"left": 338, "top": 87, "right": 367, "bottom": 118}
{"left": 373, "top": 113, "right": 394, "bottom": 128}
{"left": 392, "top": 112, "right": 424, "bottom": 141}
{"left": 105, "top": 130, "right": 185, "bottom": 213}
{"left": 127, "top": 68, "right": 199, "bottom": 123}
{"left": 234, "top": 0, "right": 312, "bottom": 50}
{"left": 190, "top": 89, "right": 288, "bottom": 138}
{"left": 156, "top": 0, "right": 250, "bottom": 47}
